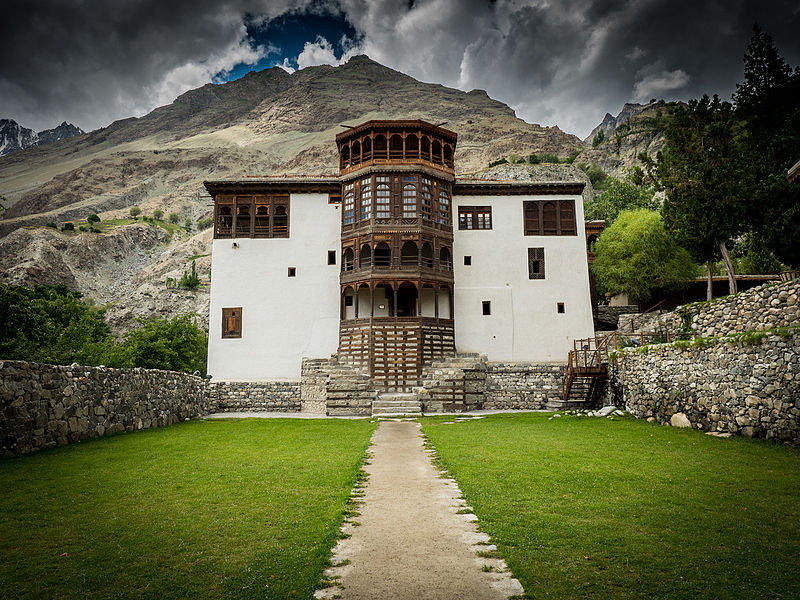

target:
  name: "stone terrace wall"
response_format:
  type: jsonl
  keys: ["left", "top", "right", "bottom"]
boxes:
{"left": 613, "top": 331, "right": 800, "bottom": 444}
{"left": 659, "top": 278, "right": 800, "bottom": 337}
{"left": 1, "top": 361, "right": 210, "bottom": 457}
{"left": 484, "top": 363, "right": 564, "bottom": 410}
{"left": 209, "top": 381, "right": 301, "bottom": 412}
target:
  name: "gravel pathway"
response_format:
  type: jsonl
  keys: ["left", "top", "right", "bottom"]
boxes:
{"left": 318, "top": 420, "right": 524, "bottom": 599}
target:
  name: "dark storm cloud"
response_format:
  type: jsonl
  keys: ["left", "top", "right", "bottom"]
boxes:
{"left": 1, "top": 0, "right": 798, "bottom": 137}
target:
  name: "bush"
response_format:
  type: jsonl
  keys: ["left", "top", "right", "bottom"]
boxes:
{"left": 153, "top": 209, "right": 164, "bottom": 221}
{"left": 87, "top": 214, "right": 100, "bottom": 223}
{"left": 46, "top": 222, "right": 57, "bottom": 228}
{"left": 184, "top": 218, "right": 192, "bottom": 232}
{"left": 197, "top": 217, "right": 213, "bottom": 230}
{"left": 528, "top": 154, "right": 541, "bottom": 164}
{"left": 61, "top": 222, "right": 74, "bottom": 231}
{"left": 129, "top": 206, "right": 141, "bottom": 218}
{"left": 540, "top": 153, "right": 560, "bottom": 163}
{"left": 169, "top": 212, "right": 180, "bottom": 224}
{"left": 105, "top": 314, "right": 208, "bottom": 376}
{"left": 79, "top": 225, "right": 88, "bottom": 232}
{"left": 592, "top": 130, "right": 606, "bottom": 147}
{"left": 178, "top": 260, "right": 201, "bottom": 289}
{"left": 489, "top": 158, "right": 508, "bottom": 167}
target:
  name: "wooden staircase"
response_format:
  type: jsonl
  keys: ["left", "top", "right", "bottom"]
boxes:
{"left": 557, "top": 335, "right": 612, "bottom": 408}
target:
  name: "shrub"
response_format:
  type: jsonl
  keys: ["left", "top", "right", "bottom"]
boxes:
{"left": 489, "top": 158, "right": 508, "bottom": 167}
{"left": 87, "top": 214, "right": 100, "bottom": 223}
{"left": 79, "top": 225, "right": 88, "bottom": 232}
{"left": 197, "top": 217, "right": 213, "bottom": 230}
{"left": 184, "top": 218, "right": 193, "bottom": 232}
{"left": 528, "top": 154, "right": 541, "bottom": 164}
{"left": 540, "top": 153, "right": 560, "bottom": 163}
{"left": 61, "top": 222, "right": 74, "bottom": 231}
{"left": 153, "top": 209, "right": 164, "bottom": 221}
{"left": 46, "top": 222, "right": 57, "bottom": 228}
{"left": 129, "top": 206, "right": 141, "bottom": 218}
{"left": 169, "top": 212, "right": 180, "bottom": 224}
{"left": 178, "top": 260, "right": 201, "bottom": 289}
{"left": 592, "top": 130, "right": 606, "bottom": 147}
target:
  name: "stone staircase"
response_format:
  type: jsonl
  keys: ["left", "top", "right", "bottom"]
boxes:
{"left": 301, "top": 354, "right": 376, "bottom": 416}
{"left": 371, "top": 393, "right": 422, "bottom": 417}
{"left": 417, "top": 353, "right": 487, "bottom": 412}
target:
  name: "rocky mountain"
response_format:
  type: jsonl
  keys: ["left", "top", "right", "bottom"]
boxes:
{"left": 0, "top": 119, "right": 84, "bottom": 156}
{"left": 0, "top": 55, "right": 603, "bottom": 334}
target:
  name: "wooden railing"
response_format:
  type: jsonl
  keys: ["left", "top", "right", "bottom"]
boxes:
{"left": 628, "top": 300, "right": 666, "bottom": 332}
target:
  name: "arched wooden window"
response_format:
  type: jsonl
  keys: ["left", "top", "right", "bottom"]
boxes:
{"left": 432, "top": 140, "right": 442, "bottom": 164}
{"left": 438, "top": 189, "right": 450, "bottom": 225}
{"left": 542, "top": 202, "right": 557, "bottom": 235}
{"left": 443, "top": 144, "right": 453, "bottom": 167}
{"left": 406, "top": 134, "right": 419, "bottom": 159}
{"left": 439, "top": 247, "right": 452, "bottom": 271}
{"left": 421, "top": 181, "right": 432, "bottom": 220}
{"left": 359, "top": 244, "right": 372, "bottom": 268}
{"left": 374, "top": 135, "right": 387, "bottom": 159}
{"left": 559, "top": 201, "right": 576, "bottom": 235}
{"left": 342, "top": 286, "right": 355, "bottom": 320}
{"left": 342, "top": 247, "right": 354, "bottom": 271}
{"left": 421, "top": 242, "right": 434, "bottom": 268}
{"left": 273, "top": 205, "right": 288, "bottom": 236}
{"left": 374, "top": 242, "right": 391, "bottom": 267}
{"left": 362, "top": 136, "right": 372, "bottom": 161}
{"left": 341, "top": 144, "right": 350, "bottom": 168}
{"left": 352, "top": 140, "right": 361, "bottom": 165}
{"left": 402, "top": 184, "right": 417, "bottom": 218}
{"left": 360, "top": 181, "right": 372, "bottom": 221}
{"left": 397, "top": 283, "right": 418, "bottom": 317}
{"left": 587, "top": 234, "right": 598, "bottom": 253}
{"left": 401, "top": 241, "right": 419, "bottom": 266}
{"left": 390, "top": 134, "right": 403, "bottom": 159}
{"left": 254, "top": 205, "right": 269, "bottom": 237}
{"left": 236, "top": 204, "right": 251, "bottom": 236}
{"left": 421, "top": 136, "right": 431, "bottom": 160}
{"left": 344, "top": 190, "right": 355, "bottom": 225}
{"left": 216, "top": 205, "right": 232, "bottom": 237}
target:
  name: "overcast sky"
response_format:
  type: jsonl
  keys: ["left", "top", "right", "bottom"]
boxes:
{"left": 2, "top": 0, "right": 798, "bottom": 139}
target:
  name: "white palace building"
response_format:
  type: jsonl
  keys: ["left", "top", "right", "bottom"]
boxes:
{"left": 205, "top": 120, "right": 595, "bottom": 413}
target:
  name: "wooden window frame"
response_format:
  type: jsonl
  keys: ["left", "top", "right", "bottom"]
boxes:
{"left": 214, "top": 195, "right": 290, "bottom": 239}
{"left": 524, "top": 200, "right": 577, "bottom": 236}
{"left": 528, "top": 247, "right": 545, "bottom": 279}
{"left": 458, "top": 206, "right": 492, "bottom": 230}
{"left": 221, "top": 307, "right": 242, "bottom": 339}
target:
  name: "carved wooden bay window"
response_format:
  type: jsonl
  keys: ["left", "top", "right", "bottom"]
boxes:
{"left": 221, "top": 307, "right": 242, "bottom": 338}
{"left": 214, "top": 195, "right": 290, "bottom": 239}
{"left": 458, "top": 206, "right": 492, "bottom": 230}
{"left": 524, "top": 200, "right": 577, "bottom": 236}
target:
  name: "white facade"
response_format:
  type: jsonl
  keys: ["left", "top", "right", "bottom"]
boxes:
{"left": 452, "top": 194, "right": 594, "bottom": 362}
{"left": 207, "top": 193, "right": 341, "bottom": 381}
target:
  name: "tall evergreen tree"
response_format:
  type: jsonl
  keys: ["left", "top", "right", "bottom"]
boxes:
{"left": 734, "top": 24, "right": 800, "bottom": 268}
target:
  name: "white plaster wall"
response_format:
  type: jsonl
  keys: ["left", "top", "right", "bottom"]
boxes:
{"left": 207, "top": 194, "right": 341, "bottom": 381}
{"left": 453, "top": 194, "right": 594, "bottom": 362}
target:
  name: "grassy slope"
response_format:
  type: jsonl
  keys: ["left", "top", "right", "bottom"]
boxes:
{"left": 0, "top": 419, "right": 375, "bottom": 599}
{"left": 422, "top": 413, "right": 800, "bottom": 600}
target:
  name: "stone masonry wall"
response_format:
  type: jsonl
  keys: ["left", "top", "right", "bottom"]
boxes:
{"left": 1, "top": 360, "right": 210, "bottom": 457}
{"left": 613, "top": 331, "right": 800, "bottom": 444}
{"left": 484, "top": 363, "right": 564, "bottom": 409}
{"left": 209, "top": 381, "right": 301, "bottom": 412}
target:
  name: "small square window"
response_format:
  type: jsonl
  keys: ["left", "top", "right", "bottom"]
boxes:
{"left": 557, "top": 302, "right": 565, "bottom": 313}
{"left": 288, "top": 267, "right": 296, "bottom": 277}
{"left": 464, "top": 256, "right": 472, "bottom": 266}
{"left": 328, "top": 250, "right": 336, "bottom": 265}
{"left": 482, "top": 301, "right": 491, "bottom": 315}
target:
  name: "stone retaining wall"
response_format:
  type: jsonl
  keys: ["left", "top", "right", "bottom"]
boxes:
{"left": 209, "top": 381, "right": 301, "bottom": 412}
{"left": 612, "top": 331, "right": 800, "bottom": 444}
{"left": 484, "top": 363, "right": 564, "bottom": 409}
{"left": 1, "top": 360, "right": 210, "bottom": 457}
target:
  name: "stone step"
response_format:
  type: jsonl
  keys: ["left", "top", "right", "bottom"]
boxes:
{"left": 372, "top": 406, "right": 422, "bottom": 416}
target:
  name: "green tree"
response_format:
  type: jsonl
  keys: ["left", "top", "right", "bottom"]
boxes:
{"left": 584, "top": 174, "right": 658, "bottom": 224}
{"left": 0, "top": 284, "right": 111, "bottom": 365}
{"left": 178, "top": 260, "right": 201, "bottom": 289}
{"left": 644, "top": 95, "right": 744, "bottom": 299}
{"left": 106, "top": 314, "right": 208, "bottom": 375}
{"left": 129, "top": 206, "right": 141, "bottom": 218}
{"left": 591, "top": 210, "right": 696, "bottom": 305}
{"left": 61, "top": 222, "right": 74, "bottom": 231}
{"left": 733, "top": 24, "right": 800, "bottom": 268}
{"left": 169, "top": 212, "right": 180, "bottom": 224}
{"left": 152, "top": 209, "right": 164, "bottom": 221}
{"left": 87, "top": 214, "right": 100, "bottom": 223}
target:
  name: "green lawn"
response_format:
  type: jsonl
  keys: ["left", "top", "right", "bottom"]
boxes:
{"left": 422, "top": 413, "right": 800, "bottom": 600}
{"left": 0, "top": 418, "right": 375, "bottom": 600}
